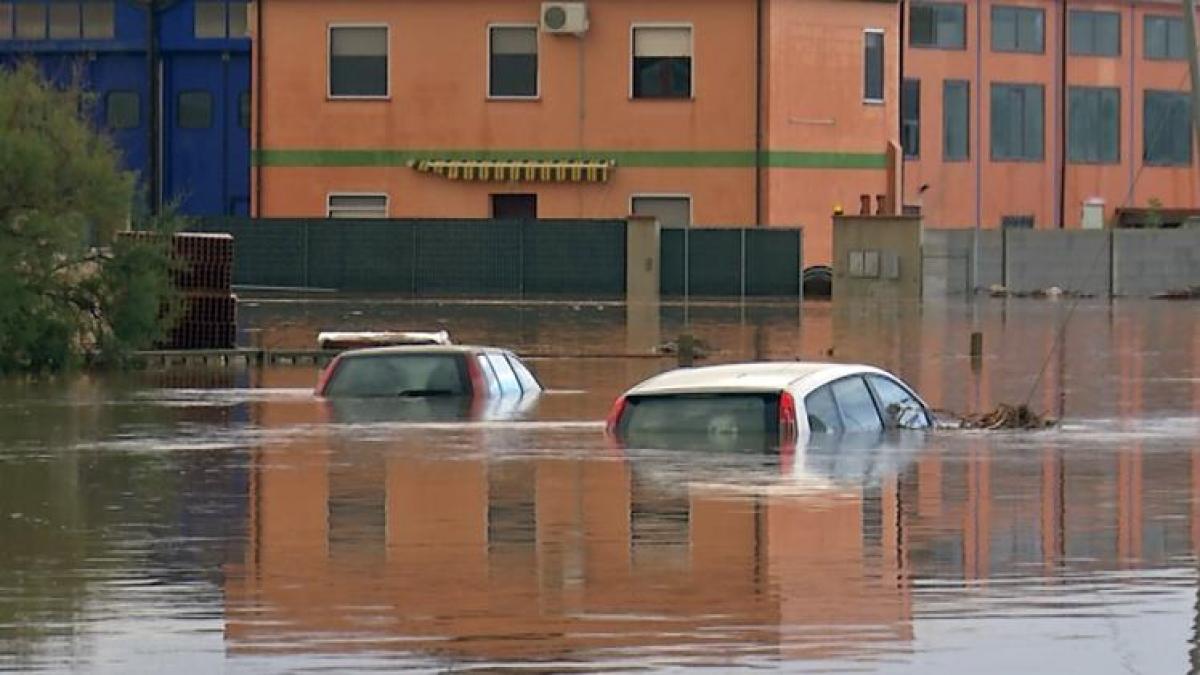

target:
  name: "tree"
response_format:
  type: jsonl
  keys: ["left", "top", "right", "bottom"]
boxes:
{"left": 0, "top": 61, "right": 179, "bottom": 374}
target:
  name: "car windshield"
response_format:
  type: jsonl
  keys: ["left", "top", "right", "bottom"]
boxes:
{"left": 324, "top": 353, "right": 468, "bottom": 397}
{"left": 618, "top": 393, "right": 780, "bottom": 451}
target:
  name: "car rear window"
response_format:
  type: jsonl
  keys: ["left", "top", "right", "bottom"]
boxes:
{"left": 618, "top": 393, "right": 780, "bottom": 449}
{"left": 325, "top": 353, "right": 468, "bottom": 397}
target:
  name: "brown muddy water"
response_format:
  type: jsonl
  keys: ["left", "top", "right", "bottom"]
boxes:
{"left": 1, "top": 298, "right": 1198, "bottom": 673}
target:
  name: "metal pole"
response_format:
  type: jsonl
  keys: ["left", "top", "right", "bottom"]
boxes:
{"left": 1182, "top": 0, "right": 1200, "bottom": 159}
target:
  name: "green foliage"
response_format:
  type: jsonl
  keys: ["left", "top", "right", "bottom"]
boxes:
{"left": 0, "top": 61, "right": 181, "bottom": 374}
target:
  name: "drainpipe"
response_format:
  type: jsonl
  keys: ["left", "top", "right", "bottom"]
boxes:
{"left": 254, "top": 0, "right": 264, "bottom": 217}
{"left": 971, "top": 0, "right": 982, "bottom": 292}
{"left": 1056, "top": 0, "right": 1067, "bottom": 228}
{"left": 146, "top": 0, "right": 160, "bottom": 216}
{"left": 1182, "top": 0, "right": 1200, "bottom": 166}
{"left": 754, "top": 0, "right": 764, "bottom": 226}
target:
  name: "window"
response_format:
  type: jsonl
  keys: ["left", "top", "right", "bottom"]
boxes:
{"left": 1001, "top": 215, "right": 1035, "bottom": 228}
{"left": 238, "top": 91, "right": 250, "bottom": 129}
{"left": 484, "top": 353, "right": 521, "bottom": 396}
{"left": 1069, "top": 10, "right": 1119, "bottom": 56}
{"left": 632, "top": 25, "right": 692, "bottom": 99}
{"left": 1144, "top": 90, "right": 1192, "bottom": 166}
{"left": 943, "top": 79, "right": 970, "bottom": 160}
{"left": 327, "top": 194, "right": 388, "bottom": 218}
{"left": 992, "top": 6, "right": 1044, "bottom": 53}
{"left": 504, "top": 354, "right": 540, "bottom": 393}
{"left": 489, "top": 25, "right": 537, "bottom": 98}
{"left": 194, "top": 1, "right": 224, "bottom": 38}
{"left": 195, "top": 1, "right": 247, "bottom": 38}
{"left": 49, "top": 2, "right": 80, "bottom": 39}
{"left": 910, "top": 2, "right": 965, "bottom": 49}
{"left": 491, "top": 194, "right": 537, "bottom": 220}
{"left": 868, "top": 375, "right": 930, "bottom": 429}
{"left": 830, "top": 377, "right": 883, "bottom": 433}
{"left": 82, "top": 2, "right": 114, "bottom": 39}
{"left": 329, "top": 26, "right": 388, "bottom": 98}
{"left": 0, "top": 4, "right": 11, "bottom": 39}
{"left": 863, "top": 30, "right": 884, "bottom": 102}
{"left": 991, "top": 83, "right": 1044, "bottom": 161}
{"left": 1068, "top": 86, "right": 1119, "bottom": 164}
{"left": 631, "top": 195, "right": 691, "bottom": 229}
{"left": 177, "top": 91, "right": 212, "bottom": 129}
{"left": 228, "top": 1, "right": 247, "bottom": 37}
{"left": 1144, "top": 15, "right": 1186, "bottom": 60}
{"left": 106, "top": 91, "right": 139, "bottom": 130}
{"left": 15, "top": 3, "right": 46, "bottom": 40}
{"left": 901, "top": 78, "right": 920, "bottom": 158}
{"left": 804, "top": 386, "right": 843, "bottom": 435}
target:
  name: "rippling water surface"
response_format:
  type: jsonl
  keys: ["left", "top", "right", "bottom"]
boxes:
{"left": 1, "top": 299, "right": 1197, "bottom": 673}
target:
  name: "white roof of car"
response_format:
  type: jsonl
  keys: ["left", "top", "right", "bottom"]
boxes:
{"left": 337, "top": 345, "right": 502, "bottom": 358}
{"left": 625, "top": 362, "right": 894, "bottom": 396}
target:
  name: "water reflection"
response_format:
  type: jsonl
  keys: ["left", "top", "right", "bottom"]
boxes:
{"left": 0, "top": 299, "right": 1197, "bottom": 671}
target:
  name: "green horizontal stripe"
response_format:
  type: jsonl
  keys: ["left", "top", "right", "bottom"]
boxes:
{"left": 253, "top": 148, "right": 886, "bottom": 170}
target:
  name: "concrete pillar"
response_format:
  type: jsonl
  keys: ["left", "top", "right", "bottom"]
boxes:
{"left": 625, "top": 215, "right": 660, "bottom": 304}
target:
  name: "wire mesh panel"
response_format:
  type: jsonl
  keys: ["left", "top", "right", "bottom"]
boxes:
{"left": 522, "top": 220, "right": 626, "bottom": 296}
{"left": 688, "top": 229, "right": 743, "bottom": 295}
{"left": 197, "top": 219, "right": 305, "bottom": 288}
{"left": 414, "top": 220, "right": 522, "bottom": 295}
{"left": 660, "top": 228, "right": 686, "bottom": 296}
{"left": 341, "top": 220, "right": 416, "bottom": 292}
{"left": 745, "top": 229, "right": 802, "bottom": 296}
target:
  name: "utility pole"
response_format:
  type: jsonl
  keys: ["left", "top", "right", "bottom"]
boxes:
{"left": 1183, "top": 0, "right": 1200, "bottom": 157}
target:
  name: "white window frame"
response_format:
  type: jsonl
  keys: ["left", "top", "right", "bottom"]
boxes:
{"left": 629, "top": 22, "right": 695, "bottom": 101}
{"left": 486, "top": 22, "right": 540, "bottom": 101}
{"left": 863, "top": 28, "right": 886, "bottom": 105}
{"left": 326, "top": 192, "right": 390, "bottom": 218}
{"left": 629, "top": 193, "right": 694, "bottom": 228}
{"left": 327, "top": 23, "right": 391, "bottom": 101}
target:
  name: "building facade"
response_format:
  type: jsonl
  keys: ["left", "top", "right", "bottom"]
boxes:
{"left": 253, "top": 0, "right": 902, "bottom": 265}
{"left": 901, "top": 0, "right": 1200, "bottom": 230}
{"left": 0, "top": 0, "right": 251, "bottom": 217}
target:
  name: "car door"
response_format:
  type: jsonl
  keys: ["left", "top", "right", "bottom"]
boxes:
{"left": 866, "top": 374, "right": 931, "bottom": 429}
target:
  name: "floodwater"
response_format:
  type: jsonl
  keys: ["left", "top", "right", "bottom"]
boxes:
{"left": 1, "top": 298, "right": 1198, "bottom": 673}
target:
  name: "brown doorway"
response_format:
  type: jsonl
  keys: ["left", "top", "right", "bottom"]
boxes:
{"left": 491, "top": 193, "right": 537, "bottom": 220}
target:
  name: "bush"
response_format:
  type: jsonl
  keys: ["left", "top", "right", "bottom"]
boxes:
{"left": 0, "top": 61, "right": 180, "bottom": 374}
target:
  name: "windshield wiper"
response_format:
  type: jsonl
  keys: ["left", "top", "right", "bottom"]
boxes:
{"left": 395, "top": 389, "right": 459, "bottom": 397}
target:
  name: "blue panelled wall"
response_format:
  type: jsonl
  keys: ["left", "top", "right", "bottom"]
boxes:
{"left": 0, "top": 0, "right": 250, "bottom": 216}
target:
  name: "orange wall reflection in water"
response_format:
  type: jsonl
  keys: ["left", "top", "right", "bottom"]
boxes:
{"left": 225, "top": 434, "right": 913, "bottom": 661}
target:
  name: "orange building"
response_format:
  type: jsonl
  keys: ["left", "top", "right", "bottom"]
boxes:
{"left": 902, "top": 0, "right": 1200, "bottom": 230}
{"left": 251, "top": 0, "right": 903, "bottom": 265}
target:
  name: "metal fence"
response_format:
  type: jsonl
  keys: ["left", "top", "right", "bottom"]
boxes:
{"left": 191, "top": 218, "right": 627, "bottom": 297}
{"left": 189, "top": 218, "right": 805, "bottom": 298}
{"left": 661, "top": 227, "right": 804, "bottom": 297}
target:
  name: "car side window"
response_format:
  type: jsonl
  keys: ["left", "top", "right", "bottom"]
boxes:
{"left": 474, "top": 354, "right": 502, "bottom": 397}
{"left": 485, "top": 352, "right": 522, "bottom": 396}
{"left": 868, "top": 375, "right": 930, "bottom": 429}
{"left": 830, "top": 377, "right": 884, "bottom": 433}
{"left": 804, "top": 385, "right": 843, "bottom": 435}
{"left": 505, "top": 353, "right": 541, "bottom": 392}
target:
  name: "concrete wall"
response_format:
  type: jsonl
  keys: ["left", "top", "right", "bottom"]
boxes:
{"left": 1003, "top": 230, "right": 1112, "bottom": 296}
{"left": 832, "top": 215, "right": 923, "bottom": 301}
{"left": 1112, "top": 229, "right": 1200, "bottom": 296}
{"left": 922, "top": 229, "right": 1002, "bottom": 297}
{"left": 921, "top": 227, "right": 1200, "bottom": 297}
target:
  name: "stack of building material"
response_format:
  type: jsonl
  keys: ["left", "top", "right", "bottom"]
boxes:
{"left": 164, "top": 233, "right": 236, "bottom": 349}
{"left": 118, "top": 231, "right": 236, "bottom": 349}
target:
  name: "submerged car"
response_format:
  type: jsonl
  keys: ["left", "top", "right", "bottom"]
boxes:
{"left": 315, "top": 345, "right": 542, "bottom": 401}
{"left": 606, "top": 362, "right": 932, "bottom": 450}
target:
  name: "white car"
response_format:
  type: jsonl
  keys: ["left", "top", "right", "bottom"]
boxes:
{"left": 606, "top": 362, "right": 932, "bottom": 450}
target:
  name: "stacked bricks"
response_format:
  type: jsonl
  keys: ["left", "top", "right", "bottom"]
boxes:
{"left": 119, "top": 231, "right": 237, "bottom": 349}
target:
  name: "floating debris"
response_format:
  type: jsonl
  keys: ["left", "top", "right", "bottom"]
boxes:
{"left": 988, "top": 284, "right": 1094, "bottom": 299}
{"left": 937, "top": 404, "right": 1058, "bottom": 431}
{"left": 1150, "top": 286, "right": 1200, "bottom": 300}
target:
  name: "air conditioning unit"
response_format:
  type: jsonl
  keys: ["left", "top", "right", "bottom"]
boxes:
{"left": 541, "top": 2, "right": 587, "bottom": 34}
